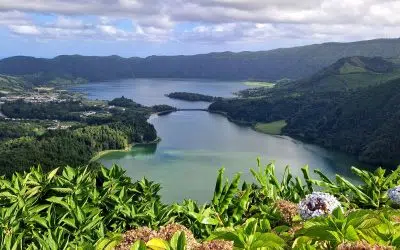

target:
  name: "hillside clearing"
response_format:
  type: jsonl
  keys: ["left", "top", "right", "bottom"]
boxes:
{"left": 253, "top": 120, "right": 287, "bottom": 135}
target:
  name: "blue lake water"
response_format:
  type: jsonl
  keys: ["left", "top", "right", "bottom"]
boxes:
{"left": 70, "top": 78, "right": 365, "bottom": 203}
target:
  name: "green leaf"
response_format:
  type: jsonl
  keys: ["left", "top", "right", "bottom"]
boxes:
{"left": 212, "top": 168, "right": 225, "bottom": 207}
{"left": 47, "top": 168, "right": 59, "bottom": 181}
{"left": 146, "top": 238, "right": 170, "bottom": 250}
{"left": 50, "top": 188, "right": 74, "bottom": 194}
{"left": 130, "top": 241, "right": 147, "bottom": 250}
{"left": 207, "top": 231, "right": 242, "bottom": 248}
{"left": 344, "top": 225, "right": 359, "bottom": 242}
{"left": 232, "top": 188, "right": 251, "bottom": 222}
{"left": 332, "top": 207, "right": 344, "bottom": 220}
{"left": 31, "top": 215, "right": 48, "bottom": 229}
{"left": 301, "top": 165, "right": 313, "bottom": 193}
{"left": 218, "top": 173, "right": 241, "bottom": 214}
{"left": 96, "top": 233, "right": 123, "bottom": 250}
{"left": 252, "top": 233, "right": 286, "bottom": 249}
{"left": 170, "top": 232, "right": 186, "bottom": 250}
{"left": 29, "top": 204, "right": 50, "bottom": 214}
{"left": 46, "top": 197, "right": 70, "bottom": 210}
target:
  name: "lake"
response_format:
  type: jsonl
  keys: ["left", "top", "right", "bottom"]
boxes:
{"left": 69, "top": 78, "right": 248, "bottom": 109}
{"left": 70, "top": 78, "right": 365, "bottom": 203}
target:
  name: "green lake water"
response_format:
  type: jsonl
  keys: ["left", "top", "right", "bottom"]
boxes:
{"left": 70, "top": 78, "right": 366, "bottom": 203}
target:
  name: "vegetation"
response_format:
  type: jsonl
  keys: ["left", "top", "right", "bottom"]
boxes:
{"left": 284, "top": 56, "right": 400, "bottom": 92}
{"left": 237, "top": 56, "right": 400, "bottom": 98}
{"left": 253, "top": 120, "right": 287, "bottom": 135}
{"left": 166, "top": 92, "right": 222, "bottom": 102}
{"left": 109, "top": 96, "right": 142, "bottom": 108}
{"left": 0, "top": 121, "right": 47, "bottom": 140}
{"left": 209, "top": 57, "right": 400, "bottom": 167}
{"left": 243, "top": 81, "right": 275, "bottom": 88}
{"left": 1, "top": 100, "right": 100, "bottom": 121}
{"left": 0, "top": 75, "right": 28, "bottom": 92}
{"left": 151, "top": 105, "right": 177, "bottom": 113}
{"left": 4, "top": 39, "right": 400, "bottom": 82}
{"left": 0, "top": 97, "right": 157, "bottom": 175}
{"left": 2, "top": 161, "right": 400, "bottom": 249}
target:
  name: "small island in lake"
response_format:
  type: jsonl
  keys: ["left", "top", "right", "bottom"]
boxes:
{"left": 166, "top": 92, "right": 223, "bottom": 102}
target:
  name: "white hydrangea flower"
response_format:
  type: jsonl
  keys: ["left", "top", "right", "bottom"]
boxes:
{"left": 298, "top": 192, "right": 342, "bottom": 220}
{"left": 388, "top": 186, "right": 400, "bottom": 205}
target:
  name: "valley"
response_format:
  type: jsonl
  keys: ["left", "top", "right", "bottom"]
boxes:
{"left": 209, "top": 56, "right": 400, "bottom": 167}
{"left": 1, "top": 42, "right": 400, "bottom": 249}
{"left": 4, "top": 1, "right": 400, "bottom": 248}
{"left": 66, "top": 78, "right": 366, "bottom": 202}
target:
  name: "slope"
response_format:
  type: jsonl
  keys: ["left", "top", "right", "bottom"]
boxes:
{"left": 2, "top": 38, "right": 400, "bottom": 82}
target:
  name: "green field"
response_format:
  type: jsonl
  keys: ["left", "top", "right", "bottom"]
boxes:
{"left": 243, "top": 81, "right": 276, "bottom": 88}
{"left": 0, "top": 75, "right": 26, "bottom": 92}
{"left": 339, "top": 62, "right": 367, "bottom": 74}
{"left": 253, "top": 120, "right": 287, "bottom": 135}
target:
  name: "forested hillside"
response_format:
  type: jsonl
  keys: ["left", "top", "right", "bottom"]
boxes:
{"left": 2, "top": 39, "right": 400, "bottom": 82}
{"left": 285, "top": 56, "right": 400, "bottom": 92}
{"left": 0, "top": 74, "right": 29, "bottom": 92}
{"left": 209, "top": 76, "right": 400, "bottom": 167}
{"left": 0, "top": 98, "right": 157, "bottom": 175}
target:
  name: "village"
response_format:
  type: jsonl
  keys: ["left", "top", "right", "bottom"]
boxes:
{"left": 0, "top": 87, "right": 119, "bottom": 131}
{"left": 0, "top": 87, "right": 70, "bottom": 104}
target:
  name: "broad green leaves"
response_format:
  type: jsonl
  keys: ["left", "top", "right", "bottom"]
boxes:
{"left": 127, "top": 232, "right": 187, "bottom": 250}
{"left": 208, "top": 218, "right": 286, "bottom": 250}
{"left": 0, "top": 165, "right": 168, "bottom": 248}
{"left": 1, "top": 162, "right": 400, "bottom": 249}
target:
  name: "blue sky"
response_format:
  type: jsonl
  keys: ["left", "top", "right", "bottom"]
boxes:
{"left": 0, "top": 0, "right": 399, "bottom": 58}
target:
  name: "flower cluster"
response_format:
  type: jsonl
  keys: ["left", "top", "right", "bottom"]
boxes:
{"left": 116, "top": 223, "right": 234, "bottom": 250}
{"left": 388, "top": 186, "right": 400, "bottom": 205}
{"left": 298, "top": 192, "right": 342, "bottom": 220}
{"left": 337, "top": 240, "right": 393, "bottom": 250}
{"left": 275, "top": 200, "right": 298, "bottom": 225}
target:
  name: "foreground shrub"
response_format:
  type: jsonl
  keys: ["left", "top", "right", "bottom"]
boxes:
{"left": 298, "top": 192, "right": 342, "bottom": 220}
{"left": 0, "top": 161, "right": 400, "bottom": 249}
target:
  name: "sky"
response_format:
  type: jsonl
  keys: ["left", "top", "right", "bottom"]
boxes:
{"left": 0, "top": 0, "right": 400, "bottom": 58}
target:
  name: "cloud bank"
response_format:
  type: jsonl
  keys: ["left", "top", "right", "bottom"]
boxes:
{"left": 0, "top": 0, "right": 400, "bottom": 45}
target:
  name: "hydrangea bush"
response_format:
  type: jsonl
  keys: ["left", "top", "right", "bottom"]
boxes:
{"left": 298, "top": 192, "right": 342, "bottom": 220}
{"left": 388, "top": 186, "right": 400, "bottom": 205}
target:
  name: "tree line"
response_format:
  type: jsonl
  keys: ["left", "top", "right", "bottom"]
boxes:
{"left": 209, "top": 78, "right": 400, "bottom": 167}
{"left": 0, "top": 98, "right": 157, "bottom": 175}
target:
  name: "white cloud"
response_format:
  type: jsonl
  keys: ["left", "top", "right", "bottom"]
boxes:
{"left": 0, "top": 10, "right": 29, "bottom": 26}
{"left": 9, "top": 24, "right": 41, "bottom": 35}
{"left": 1, "top": 0, "right": 400, "bottom": 45}
{"left": 52, "top": 16, "right": 87, "bottom": 29}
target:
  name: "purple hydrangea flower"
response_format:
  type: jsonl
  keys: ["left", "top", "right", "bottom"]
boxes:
{"left": 388, "top": 186, "right": 400, "bottom": 205}
{"left": 298, "top": 192, "right": 342, "bottom": 220}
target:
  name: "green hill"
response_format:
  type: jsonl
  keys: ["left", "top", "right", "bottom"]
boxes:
{"left": 285, "top": 56, "right": 400, "bottom": 92}
{"left": 0, "top": 74, "right": 28, "bottom": 92}
{"left": 209, "top": 74, "right": 400, "bottom": 167}
{"left": 3, "top": 38, "right": 400, "bottom": 82}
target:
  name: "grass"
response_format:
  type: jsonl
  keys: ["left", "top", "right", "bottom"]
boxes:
{"left": 253, "top": 120, "right": 287, "bottom": 135}
{"left": 0, "top": 75, "right": 26, "bottom": 92}
{"left": 339, "top": 62, "right": 367, "bottom": 74}
{"left": 90, "top": 137, "right": 161, "bottom": 162}
{"left": 90, "top": 145, "right": 132, "bottom": 162}
{"left": 243, "top": 81, "right": 276, "bottom": 88}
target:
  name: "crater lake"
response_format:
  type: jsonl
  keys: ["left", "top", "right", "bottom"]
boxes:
{"left": 69, "top": 78, "right": 366, "bottom": 203}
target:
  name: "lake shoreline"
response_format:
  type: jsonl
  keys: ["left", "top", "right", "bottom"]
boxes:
{"left": 90, "top": 137, "right": 161, "bottom": 162}
{"left": 207, "top": 109, "right": 375, "bottom": 168}
{"left": 209, "top": 110, "right": 286, "bottom": 136}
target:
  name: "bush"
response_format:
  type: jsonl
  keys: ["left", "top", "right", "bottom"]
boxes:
{"left": 1, "top": 161, "right": 400, "bottom": 249}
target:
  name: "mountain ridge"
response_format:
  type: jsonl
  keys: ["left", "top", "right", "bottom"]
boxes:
{"left": 283, "top": 56, "right": 400, "bottom": 92}
{"left": 3, "top": 38, "right": 400, "bottom": 82}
